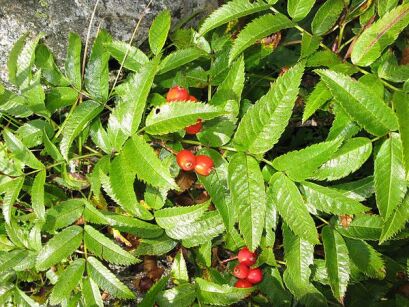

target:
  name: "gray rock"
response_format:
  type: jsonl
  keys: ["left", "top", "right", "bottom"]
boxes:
{"left": 0, "top": 0, "right": 218, "bottom": 82}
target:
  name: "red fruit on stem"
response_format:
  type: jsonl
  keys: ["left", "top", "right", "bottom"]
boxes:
{"left": 233, "top": 263, "right": 250, "bottom": 279}
{"left": 176, "top": 150, "right": 196, "bottom": 171}
{"left": 247, "top": 268, "right": 263, "bottom": 284}
{"left": 188, "top": 95, "right": 198, "bottom": 102}
{"left": 194, "top": 155, "right": 214, "bottom": 176}
{"left": 185, "top": 120, "right": 202, "bottom": 134}
{"left": 166, "top": 86, "right": 189, "bottom": 102}
{"left": 234, "top": 279, "right": 253, "bottom": 288}
{"left": 237, "top": 247, "right": 257, "bottom": 266}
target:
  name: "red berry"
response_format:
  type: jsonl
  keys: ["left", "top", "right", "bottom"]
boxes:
{"left": 166, "top": 86, "right": 189, "bottom": 102}
{"left": 237, "top": 247, "right": 257, "bottom": 266}
{"left": 194, "top": 155, "right": 214, "bottom": 176}
{"left": 176, "top": 150, "right": 196, "bottom": 171}
{"left": 185, "top": 120, "right": 202, "bottom": 134}
{"left": 247, "top": 268, "right": 263, "bottom": 284}
{"left": 234, "top": 279, "right": 253, "bottom": 288}
{"left": 188, "top": 95, "right": 198, "bottom": 102}
{"left": 233, "top": 263, "right": 250, "bottom": 279}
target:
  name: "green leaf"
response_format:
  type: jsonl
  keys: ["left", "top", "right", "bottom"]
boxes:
{"left": 107, "top": 213, "right": 164, "bottom": 238}
{"left": 49, "top": 259, "right": 85, "bottom": 305}
{"left": 85, "top": 30, "right": 111, "bottom": 102}
{"left": 351, "top": 3, "right": 409, "bottom": 66}
{"left": 198, "top": 0, "right": 271, "bottom": 35}
{"left": 8, "top": 33, "right": 44, "bottom": 88}
{"left": 1, "top": 177, "right": 24, "bottom": 225}
{"left": 312, "top": 137, "right": 372, "bottom": 181}
{"left": 374, "top": 134, "right": 407, "bottom": 219}
{"left": 166, "top": 211, "right": 225, "bottom": 248}
{"left": 258, "top": 267, "right": 292, "bottom": 306}
{"left": 106, "top": 40, "right": 149, "bottom": 72}
{"left": 145, "top": 101, "right": 224, "bottom": 135}
{"left": 311, "top": 0, "right": 344, "bottom": 36}
{"left": 377, "top": 51, "right": 409, "bottom": 82}
{"left": 0, "top": 249, "right": 27, "bottom": 273}
{"left": 300, "top": 32, "right": 321, "bottom": 59}
{"left": 60, "top": 100, "right": 103, "bottom": 160}
{"left": 90, "top": 118, "right": 113, "bottom": 154}
{"left": 316, "top": 69, "right": 398, "bottom": 136}
{"left": 272, "top": 139, "right": 341, "bottom": 182}
{"left": 21, "top": 81, "right": 49, "bottom": 117}
{"left": 36, "top": 225, "right": 83, "bottom": 271}
{"left": 229, "top": 13, "right": 293, "bottom": 63}
{"left": 14, "top": 288, "right": 40, "bottom": 307}
{"left": 3, "top": 129, "right": 43, "bottom": 170}
{"left": 16, "top": 119, "right": 52, "bottom": 148}
{"left": 282, "top": 223, "right": 326, "bottom": 306}
{"left": 344, "top": 237, "right": 385, "bottom": 279}
{"left": 302, "top": 81, "right": 332, "bottom": 123}
{"left": 86, "top": 256, "right": 135, "bottom": 299}
{"left": 111, "top": 57, "right": 160, "bottom": 136}
{"left": 394, "top": 91, "right": 409, "bottom": 173}
{"left": 65, "top": 33, "right": 82, "bottom": 89}
{"left": 108, "top": 151, "right": 153, "bottom": 220}
{"left": 282, "top": 223, "right": 314, "bottom": 285}
{"left": 198, "top": 56, "right": 245, "bottom": 147}
{"left": 197, "top": 241, "right": 212, "bottom": 267}
{"left": 149, "top": 10, "right": 171, "bottom": 55}
{"left": 83, "top": 201, "right": 109, "bottom": 225}
{"left": 155, "top": 203, "right": 208, "bottom": 229}
{"left": 196, "top": 278, "right": 253, "bottom": 305}
{"left": 233, "top": 62, "right": 304, "bottom": 154}
{"left": 84, "top": 225, "right": 139, "bottom": 265}
{"left": 45, "top": 86, "right": 78, "bottom": 113}
{"left": 171, "top": 250, "right": 189, "bottom": 284}
{"left": 301, "top": 181, "right": 369, "bottom": 215}
{"left": 327, "top": 104, "right": 360, "bottom": 141}
{"left": 43, "top": 199, "right": 85, "bottom": 232}
{"left": 35, "top": 44, "right": 70, "bottom": 86}
{"left": 157, "top": 283, "right": 196, "bottom": 307}
{"left": 377, "top": 0, "right": 399, "bottom": 16}
{"left": 7, "top": 33, "right": 28, "bottom": 85}
{"left": 335, "top": 214, "right": 382, "bottom": 241}
{"left": 380, "top": 194, "right": 409, "bottom": 243}
{"left": 267, "top": 173, "right": 319, "bottom": 244}
{"left": 228, "top": 153, "right": 266, "bottom": 251}
{"left": 287, "top": 0, "right": 315, "bottom": 21}
{"left": 158, "top": 48, "right": 207, "bottom": 75}
{"left": 82, "top": 277, "right": 103, "bottom": 307}
{"left": 31, "top": 169, "right": 46, "bottom": 221}
{"left": 122, "top": 135, "right": 177, "bottom": 190}
{"left": 322, "top": 226, "right": 350, "bottom": 302}
{"left": 332, "top": 176, "right": 374, "bottom": 201}
{"left": 197, "top": 148, "right": 234, "bottom": 231}
{"left": 134, "top": 234, "right": 178, "bottom": 256}
{"left": 139, "top": 276, "right": 170, "bottom": 307}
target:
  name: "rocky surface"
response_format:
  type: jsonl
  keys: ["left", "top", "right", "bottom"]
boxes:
{"left": 0, "top": 0, "right": 218, "bottom": 81}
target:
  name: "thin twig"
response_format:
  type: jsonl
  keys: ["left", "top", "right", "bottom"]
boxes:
{"left": 82, "top": 0, "right": 101, "bottom": 80}
{"left": 109, "top": 0, "right": 154, "bottom": 97}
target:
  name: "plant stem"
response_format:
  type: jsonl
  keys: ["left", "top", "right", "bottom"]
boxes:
{"left": 180, "top": 139, "right": 238, "bottom": 152}
{"left": 53, "top": 99, "right": 79, "bottom": 141}
{"left": 82, "top": 0, "right": 101, "bottom": 80}
{"left": 109, "top": 0, "right": 153, "bottom": 97}
{"left": 315, "top": 215, "right": 329, "bottom": 225}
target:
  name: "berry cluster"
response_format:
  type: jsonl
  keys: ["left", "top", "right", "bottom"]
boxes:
{"left": 176, "top": 149, "right": 214, "bottom": 176}
{"left": 233, "top": 247, "right": 263, "bottom": 288}
{"left": 166, "top": 86, "right": 202, "bottom": 134}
